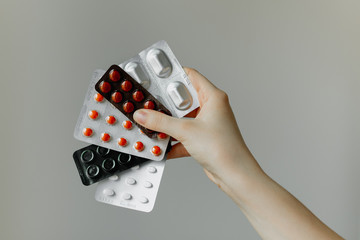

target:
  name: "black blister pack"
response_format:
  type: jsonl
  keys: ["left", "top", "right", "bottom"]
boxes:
{"left": 73, "top": 145, "right": 149, "bottom": 185}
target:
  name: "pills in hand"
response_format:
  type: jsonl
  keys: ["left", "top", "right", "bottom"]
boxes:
{"left": 74, "top": 70, "right": 170, "bottom": 161}
{"left": 121, "top": 80, "right": 133, "bottom": 92}
{"left": 75, "top": 40, "right": 200, "bottom": 212}
{"left": 132, "top": 90, "right": 144, "bottom": 102}
{"left": 134, "top": 141, "right": 144, "bottom": 152}
{"left": 117, "top": 138, "right": 127, "bottom": 147}
{"left": 83, "top": 128, "right": 93, "bottom": 137}
{"left": 157, "top": 132, "right": 167, "bottom": 140}
{"left": 123, "top": 101, "right": 135, "bottom": 113}
{"left": 109, "top": 69, "right": 121, "bottom": 82}
{"left": 122, "top": 120, "right": 132, "bottom": 130}
{"left": 94, "top": 65, "right": 172, "bottom": 138}
{"left": 94, "top": 93, "right": 104, "bottom": 102}
{"left": 111, "top": 91, "right": 123, "bottom": 103}
{"left": 151, "top": 146, "right": 161, "bottom": 156}
{"left": 106, "top": 116, "right": 116, "bottom": 125}
{"left": 144, "top": 100, "right": 155, "bottom": 109}
{"left": 99, "top": 81, "right": 111, "bottom": 93}
{"left": 101, "top": 133, "right": 111, "bottom": 142}
{"left": 88, "top": 110, "right": 99, "bottom": 120}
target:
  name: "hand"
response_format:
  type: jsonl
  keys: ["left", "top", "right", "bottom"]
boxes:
{"left": 133, "top": 68, "right": 260, "bottom": 185}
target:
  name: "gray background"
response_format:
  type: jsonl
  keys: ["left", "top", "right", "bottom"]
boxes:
{"left": 1, "top": 0, "right": 359, "bottom": 239}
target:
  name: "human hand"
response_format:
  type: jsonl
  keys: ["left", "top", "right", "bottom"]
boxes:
{"left": 133, "top": 68, "right": 260, "bottom": 184}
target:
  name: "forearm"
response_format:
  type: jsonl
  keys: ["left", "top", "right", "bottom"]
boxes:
{"left": 215, "top": 153, "right": 343, "bottom": 240}
{"left": 133, "top": 67, "right": 342, "bottom": 239}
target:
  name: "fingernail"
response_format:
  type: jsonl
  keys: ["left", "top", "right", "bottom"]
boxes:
{"left": 133, "top": 110, "right": 147, "bottom": 125}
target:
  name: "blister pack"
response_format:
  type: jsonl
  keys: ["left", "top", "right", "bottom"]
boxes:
{"left": 94, "top": 65, "right": 172, "bottom": 138}
{"left": 119, "top": 40, "right": 199, "bottom": 118}
{"left": 95, "top": 159, "right": 166, "bottom": 212}
{"left": 73, "top": 145, "right": 150, "bottom": 186}
{"left": 74, "top": 70, "right": 170, "bottom": 161}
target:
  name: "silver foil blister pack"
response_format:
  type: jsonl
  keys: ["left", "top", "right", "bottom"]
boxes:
{"left": 74, "top": 70, "right": 170, "bottom": 161}
{"left": 119, "top": 40, "right": 199, "bottom": 118}
{"left": 95, "top": 159, "right": 166, "bottom": 212}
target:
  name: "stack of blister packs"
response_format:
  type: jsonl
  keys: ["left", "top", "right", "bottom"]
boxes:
{"left": 73, "top": 40, "right": 199, "bottom": 212}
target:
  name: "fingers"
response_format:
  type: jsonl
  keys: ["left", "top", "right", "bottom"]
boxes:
{"left": 133, "top": 109, "right": 189, "bottom": 139}
{"left": 167, "top": 142, "right": 190, "bottom": 160}
{"left": 183, "top": 67, "right": 218, "bottom": 94}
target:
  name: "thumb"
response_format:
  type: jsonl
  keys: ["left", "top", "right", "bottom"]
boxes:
{"left": 133, "top": 109, "right": 186, "bottom": 139}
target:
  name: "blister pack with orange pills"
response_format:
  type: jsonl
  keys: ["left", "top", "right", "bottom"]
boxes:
{"left": 119, "top": 40, "right": 199, "bottom": 118}
{"left": 95, "top": 65, "right": 172, "bottom": 138}
{"left": 73, "top": 41, "right": 199, "bottom": 212}
{"left": 74, "top": 70, "right": 170, "bottom": 161}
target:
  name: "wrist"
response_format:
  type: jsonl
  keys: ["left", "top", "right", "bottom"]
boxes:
{"left": 213, "top": 150, "right": 268, "bottom": 207}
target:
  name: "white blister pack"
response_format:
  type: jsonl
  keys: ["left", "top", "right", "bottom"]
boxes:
{"left": 74, "top": 70, "right": 170, "bottom": 161}
{"left": 119, "top": 40, "right": 200, "bottom": 118}
{"left": 95, "top": 159, "right": 166, "bottom": 212}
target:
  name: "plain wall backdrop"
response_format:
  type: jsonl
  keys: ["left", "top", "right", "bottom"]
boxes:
{"left": 0, "top": 0, "right": 359, "bottom": 239}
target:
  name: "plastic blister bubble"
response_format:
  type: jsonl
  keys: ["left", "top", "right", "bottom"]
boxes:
{"left": 74, "top": 70, "right": 170, "bottom": 161}
{"left": 73, "top": 144, "right": 149, "bottom": 185}
{"left": 95, "top": 159, "right": 166, "bottom": 212}
{"left": 119, "top": 40, "right": 200, "bottom": 118}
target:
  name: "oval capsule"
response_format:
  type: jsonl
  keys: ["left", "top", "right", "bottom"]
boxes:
{"left": 146, "top": 48, "right": 172, "bottom": 78}
{"left": 103, "top": 188, "right": 115, "bottom": 196}
{"left": 166, "top": 81, "right": 193, "bottom": 110}
{"left": 124, "top": 62, "right": 150, "bottom": 88}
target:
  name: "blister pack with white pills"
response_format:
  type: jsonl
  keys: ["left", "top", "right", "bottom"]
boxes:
{"left": 95, "top": 159, "right": 166, "bottom": 212}
{"left": 74, "top": 70, "right": 170, "bottom": 161}
{"left": 119, "top": 40, "right": 199, "bottom": 118}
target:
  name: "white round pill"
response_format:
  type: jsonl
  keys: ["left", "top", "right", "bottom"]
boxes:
{"left": 126, "top": 178, "right": 136, "bottom": 185}
{"left": 143, "top": 181, "right": 153, "bottom": 188}
{"left": 147, "top": 166, "right": 157, "bottom": 173}
{"left": 108, "top": 175, "right": 119, "bottom": 181}
{"left": 131, "top": 165, "right": 140, "bottom": 170}
{"left": 103, "top": 188, "right": 115, "bottom": 196}
{"left": 123, "top": 193, "right": 132, "bottom": 200}
{"left": 139, "top": 196, "right": 149, "bottom": 204}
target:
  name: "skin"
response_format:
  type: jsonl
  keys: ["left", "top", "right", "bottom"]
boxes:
{"left": 133, "top": 68, "right": 344, "bottom": 240}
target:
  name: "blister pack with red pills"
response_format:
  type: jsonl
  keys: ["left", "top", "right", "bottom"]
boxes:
{"left": 119, "top": 40, "right": 199, "bottom": 118}
{"left": 94, "top": 65, "right": 172, "bottom": 138}
{"left": 74, "top": 70, "right": 170, "bottom": 161}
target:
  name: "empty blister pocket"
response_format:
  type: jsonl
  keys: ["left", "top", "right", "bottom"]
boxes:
{"left": 73, "top": 145, "right": 149, "bottom": 186}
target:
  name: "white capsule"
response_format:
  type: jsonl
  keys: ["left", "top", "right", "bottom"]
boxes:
{"left": 124, "top": 62, "right": 150, "bottom": 88}
{"left": 122, "top": 193, "right": 132, "bottom": 200}
{"left": 126, "top": 177, "right": 136, "bottom": 185}
{"left": 108, "top": 175, "right": 119, "bottom": 181}
{"left": 146, "top": 48, "right": 172, "bottom": 78}
{"left": 167, "top": 81, "right": 192, "bottom": 110}
{"left": 103, "top": 188, "right": 115, "bottom": 196}
{"left": 139, "top": 196, "right": 149, "bottom": 204}
{"left": 131, "top": 165, "right": 140, "bottom": 170}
